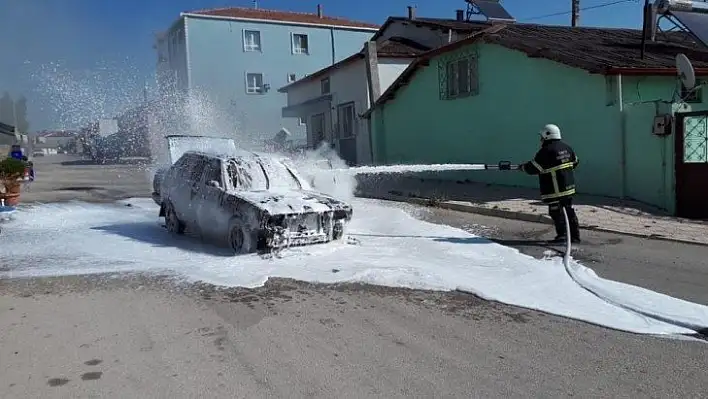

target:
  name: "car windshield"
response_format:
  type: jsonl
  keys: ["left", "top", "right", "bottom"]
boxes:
{"left": 258, "top": 157, "right": 302, "bottom": 191}
{"left": 226, "top": 156, "right": 301, "bottom": 191}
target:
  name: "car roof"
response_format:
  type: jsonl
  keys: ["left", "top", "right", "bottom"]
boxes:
{"left": 183, "top": 150, "right": 290, "bottom": 163}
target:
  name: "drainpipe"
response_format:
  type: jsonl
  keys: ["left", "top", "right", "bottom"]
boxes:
{"left": 618, "top": 74, "right": 627, "bottom": 199}
{"left": 330, "top": 28, "right": 335, "bottom": 64}
{"left": 657, "top": 101, "right": 668, "bottom": 210}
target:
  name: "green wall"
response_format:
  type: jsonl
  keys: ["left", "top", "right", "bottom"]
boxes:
{"left": 620, "top": 76, "right": 708, "bottom": 212}
{"left": 371, "top": 42, "right": 708, "bottom": 212}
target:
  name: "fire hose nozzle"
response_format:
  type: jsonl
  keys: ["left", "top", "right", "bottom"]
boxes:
{"left": 493, "top": 161, "right": 520, "bottom": 170}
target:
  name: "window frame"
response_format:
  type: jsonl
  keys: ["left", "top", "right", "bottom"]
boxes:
{"left": 291, "top": 33, "right": 310, "bottom": 55}
{"left": 242, "top": 29, "right": 262, "bottom": 52}
{"left": 320, "top": 77, "right": 330, "bottom": 94}
{"left": 245, "top": 72, "right": 265, "bottom": 95}
{"left": 439, "top": 52, "right": 479, "bottom": 101}
{"left": 189, "top": 155, "right": 207, "bottom": 182}
{"left": 681, "top": 81, "right": 704, "bottom": 104}
{"left": 337, "top": 102, "right": 356, "bottom": 139}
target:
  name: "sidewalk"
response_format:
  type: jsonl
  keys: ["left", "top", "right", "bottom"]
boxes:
{"left": 354, "top": 174, "right": 708, "bottom": 246}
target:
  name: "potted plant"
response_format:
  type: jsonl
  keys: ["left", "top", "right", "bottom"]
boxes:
{"left": 0, "top": 157, "right": 27, "bottom": 206}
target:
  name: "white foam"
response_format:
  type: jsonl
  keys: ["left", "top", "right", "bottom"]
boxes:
{"left": 1, "top": 197, "right": 707, "bottom": 337}
{"left": 165, "top": 135, "right": 238, "bottom": 165}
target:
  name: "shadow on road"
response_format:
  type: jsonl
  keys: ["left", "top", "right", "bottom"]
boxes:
{"left": 350, "top": 232, "right": 490, "bottom": 244}
{"left": 91, "top": 222, "right": 236, "bottom": 257}
{"left": 56, "top": 186, "right": 104, "bottom": 191}
{"left": 349, "top": 233, "right": 567, "bottom": 254}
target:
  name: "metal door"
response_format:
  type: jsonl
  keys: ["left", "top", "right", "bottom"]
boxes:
{"left": 336, "top": 102, "right": 358, "bottom": 165}
{"left": 675, "top": 112, "right": 708, "bottom": 219}
{"left": 310, "top": 113, "right": 325, "bottom": 149}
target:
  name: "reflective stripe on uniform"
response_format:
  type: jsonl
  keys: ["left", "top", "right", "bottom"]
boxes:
{"left": 541, "top": 188, "right": 576, "bottom": 200}
{"left": 531, "top": 160, "right": 576, "bottom": 199}
{"left": 531, "top": 160, "right": 544, "bottom": 172}
{"left": 532, "top": 161, "right": 575, "bottom": 174}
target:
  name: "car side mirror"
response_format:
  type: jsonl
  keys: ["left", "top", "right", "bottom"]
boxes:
{"left": 207, "top": 180, "right": 221, "bottom": 188}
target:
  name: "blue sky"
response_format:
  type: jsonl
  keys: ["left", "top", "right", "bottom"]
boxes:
{"left": 0, "top": 0, "right": 645, "bottom": 131}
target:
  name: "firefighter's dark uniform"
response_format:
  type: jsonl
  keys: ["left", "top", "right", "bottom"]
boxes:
{"left": 521, "top": 139, "right": 580, "bottom": 242}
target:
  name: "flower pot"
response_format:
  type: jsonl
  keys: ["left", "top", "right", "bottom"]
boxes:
{"left": 0, "top": 180, "right": 21, "bottom": 206}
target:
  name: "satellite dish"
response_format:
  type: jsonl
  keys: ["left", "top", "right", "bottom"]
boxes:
{"left": 676, "top": 53, "right": 696, "bottom": 89}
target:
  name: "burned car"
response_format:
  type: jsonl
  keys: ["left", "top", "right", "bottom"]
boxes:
{"left": 153, "top": 148, "right": 353, "bottom": 254}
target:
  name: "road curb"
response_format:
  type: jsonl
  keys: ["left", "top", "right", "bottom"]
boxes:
{"left": 356, "top": 192, "right": 708, "bottom": 248}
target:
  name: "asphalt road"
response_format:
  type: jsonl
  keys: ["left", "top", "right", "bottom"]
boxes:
{"left": 20, "top": 153, "right": 153, "bottom": 204}
{"left": 416, "top": 206, "right": 708, "bottom": 306}
{"left": 1, "top": 155, "right": 707, "bottom": 398}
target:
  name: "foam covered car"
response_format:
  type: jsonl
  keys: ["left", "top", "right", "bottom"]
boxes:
{"left": 153, "top": 149, "right": 353, "bottom": 254}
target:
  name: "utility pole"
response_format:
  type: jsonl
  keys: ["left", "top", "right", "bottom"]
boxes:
{"left": 571, "top": 0, "right": 580, "bottom": 27}
{"left": 12, "top": 101, "right": 17, "bottom": 133}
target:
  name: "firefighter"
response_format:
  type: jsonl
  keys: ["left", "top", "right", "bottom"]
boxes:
{"left": 520, "top": 124, "right": 581, "bottom": 243}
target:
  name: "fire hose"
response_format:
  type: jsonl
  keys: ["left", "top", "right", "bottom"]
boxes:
{"left": 480, "top": 161, "right": 522, "bottom": 171}
{"left": 329, "top": 161, "right": 523, "bottom": 174}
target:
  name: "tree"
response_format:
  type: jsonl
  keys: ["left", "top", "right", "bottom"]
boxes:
{"left": 0, "top": 92, "right": 13, "bottom": 126}
{"left": 14, "top": 95, "right": 28, "bottom": 133}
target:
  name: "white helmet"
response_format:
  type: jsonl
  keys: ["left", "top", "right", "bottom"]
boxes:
{"left": 539, "top": 124, "right": 562, "bottom": 140}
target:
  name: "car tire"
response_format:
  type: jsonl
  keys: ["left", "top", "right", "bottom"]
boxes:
{"left": 332, "top": 220, "right": 345, "bottom": 241}
{"left": 164, "top": 202, "right": 185, "bottom": 235}
{"left": 228, "top": 219, "right": 254, "bottom": 254}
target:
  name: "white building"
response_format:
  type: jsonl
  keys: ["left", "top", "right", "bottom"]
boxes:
{"left": 278, "top": 12, "right": 489, "bottom": 165}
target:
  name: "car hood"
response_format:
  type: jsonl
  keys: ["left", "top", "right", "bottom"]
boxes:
{"left": 230, "top": 189, "right": 351, "bottom": 215}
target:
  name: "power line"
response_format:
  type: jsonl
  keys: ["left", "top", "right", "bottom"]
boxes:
{"left": 521, "top": 0, "right": 637, "bottom": 22}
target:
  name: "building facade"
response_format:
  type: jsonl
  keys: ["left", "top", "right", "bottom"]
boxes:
{"left": 277, "top": 12, "right": 490, "bottom": 165}
{"left": 278, "top": 37, "right": 425, "bottom": 165}
{"left": 155, "top": 6, "right": 379, "bottom": 147}
{"left": 364, "top": 23, "right": 708, "bottom": 218}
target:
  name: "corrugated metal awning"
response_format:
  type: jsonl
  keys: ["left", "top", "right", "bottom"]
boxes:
{"left": 0, "top": 122, "right": 15, "bottom": 136}
{"left": 281, "top": 94, "right": 332, "bottom": 118}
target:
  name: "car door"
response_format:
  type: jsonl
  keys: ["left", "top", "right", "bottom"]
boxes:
{"left": 196, "top": 158, "right": 226, "bottom": 238}
{"left": 162, "top": 154, "right": 192, "bottom": 218}
{"left": 177, "top": 154, "right": 207, "bottom": 225}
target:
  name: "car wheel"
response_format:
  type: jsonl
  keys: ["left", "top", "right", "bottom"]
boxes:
{"left": 164, "top": 202, "right": 185, "bottom": 235}
{"left": 228, "top": 220, "right": 254, "bottom": 254}
{"left": 332, "top": 220, "right": 345, "bottom": 240}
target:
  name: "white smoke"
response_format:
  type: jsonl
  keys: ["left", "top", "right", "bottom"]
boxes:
{"left": 287, "top": 142, "right": 357, "bottom": 202}
{"left": 31, "top": 57, "right": 361, "bottom": 203}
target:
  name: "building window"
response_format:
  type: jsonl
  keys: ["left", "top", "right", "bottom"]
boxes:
{"left": 337, "top": 102, "right": 356, "bottom": 138}
{"left": 245, "top": 73, "right": 264, "bottom": 94}
{"left": 682, "top": 82, "right": 704, "bottom": 104}
{"left": 298, "top": 116, "right": 306, "bottom": 125}
{"left": 321, "top": 77, "right": 330, "bottom": 94}
{"left": 439, "top": 53, "right": 479, "bottom": 100}
{"left": 292, "top": 33, "right": 309, "bottom": 55}
{"left": 287, "top": 73, "right": 297, "bottom": 83}
{"left": 243, "top": 30, "right": 261, "bottom": 52}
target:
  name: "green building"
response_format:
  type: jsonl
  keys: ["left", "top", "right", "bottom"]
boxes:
{"left": 363, "top": 23, "right": 708, "bottom": 219}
